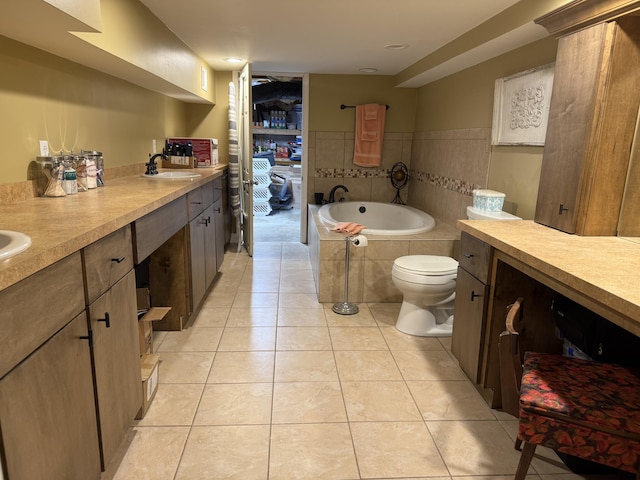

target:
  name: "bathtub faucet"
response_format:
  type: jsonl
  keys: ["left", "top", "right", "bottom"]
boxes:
{"left": 329, "top": 185, "right": 349, "bottom": 203}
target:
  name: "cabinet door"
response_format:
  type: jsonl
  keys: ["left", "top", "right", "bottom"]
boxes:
{"left": 213, "top": 197, "right": 225, "bottom": 272}
{"left": 451, "top": 268, "right": 488, "bottom": 384}
{"left": 88, "top": 270, "right": 142, "bottom": 470}
{"left": 0, "top": 313, "right": 101, "bottom": 480}
{"left": 535, "top": 19, "right": 640, "bottom": 235}
{"left": 204, "top": 203, "right": 217, "bottom": 288}
{"left": 190, "top": 211, "right": 207, "bottom": 309}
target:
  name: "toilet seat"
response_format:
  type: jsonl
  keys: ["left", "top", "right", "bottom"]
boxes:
{"left": 392, "top": 255, "right": 458, "bottom": 285}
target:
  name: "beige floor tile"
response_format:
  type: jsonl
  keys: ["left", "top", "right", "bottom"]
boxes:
{"left": 408, "top": 380, "right": 495, "bottom": 420}
{"left": 238, "top": 272, "right": 281, "bottom": 293}
{"left": 342, "top": 381, "right": 422, "bottom": 422}
{"left": 155, "top": 327, "right": 223, "bottom": 353}
{"left": 226, "top": 306, "right": 278, "bottom": 326}
{"left": 329, "top": 326, "right": 388, "bottom": 350}
{"left": 279, "top": 292, "right": 324, "bottom": 309}
{"left": 276, "top": 326, "right": 332, "bottom": 350}
{"left": 379, "top": 325, "right": 445, "bottom": 351}
{"left": 368, "top": 302, "right": 401, "bottom": 326}
{"left": 135, "top": 384, "right": 204, "bottom": 426}
{"left": 217, "top": 326, "right": 276, "bottom": 351}
{"left": 279, "top": 269, "right": 317, "bottom": 293}
{"left": 200, "top": 288, "right": 237, "bottom": 307}
{"left": 232, "top": 292, "right": 279, "bottom": 308}
{"left": 324, "top": 304, "right": 377, "bottom": 326}
{"left": 104, "top": 426, "right": 189, "bottom": 480}
{"left": 392, "top": 350, "right": 468, "bottom": 380}
{"left": 175, "top": 425, "right": 270, "bottom": 480}
{"left": 334, "top": 350, "right": 402, "bottom": 381}
{"left": 351, "top": 421, "right": 449, "bottom": 478}
{"left": 269, "top": 423, "right": 359, "bottom": 480}
{"left": 193, "top": 383, "right": 273, "bottom": 425}
{"left": 275, "top": 351, "right": 338, "bottom": 382}
{"left": 278, "top": 308, "right": 327, "bottom": 326}
{"left": 272, "top": 382, "right": 347, "bottom": 423}
{"left": 152, "top": 330, "right": 168, "bottom": 350}
{"left": 190, "top": 306, "right": 230, "bottom": 327}
{"left": 207, "top": 351, "right": 275, "bottom": 383}
{"left": 157, "top": 352, "right": 215, "bottom": 384}
{"left": 428, "top": 420, "right": 523, "bottom": 475}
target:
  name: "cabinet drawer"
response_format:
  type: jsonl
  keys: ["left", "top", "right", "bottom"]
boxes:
{"left": 133, "top": 197, "right": 187, "bottom": 263}
{"left": 187, "top": 186, "right": 206, "bottom": 220}
{"left": 459, "top": 232, "right": 492, "bottom": 283}
{"left": 83, "top": 225, "right": 133, "bottom": 304}
{"left": 0, "top": 252, "right": 84, "bottom": 378}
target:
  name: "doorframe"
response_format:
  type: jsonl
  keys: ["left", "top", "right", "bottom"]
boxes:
{"left": 251, "top": 71, "right": 309, "bottom": 243}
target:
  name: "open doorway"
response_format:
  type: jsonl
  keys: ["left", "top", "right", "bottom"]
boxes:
{"left": 251, "top": 73, "right": 307, "bottom": 243}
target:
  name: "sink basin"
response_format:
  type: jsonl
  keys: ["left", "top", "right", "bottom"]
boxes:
{"left": 142, "top": 171, "right": 201, "bottom": 179}
{"left": 0, "top": 230, "right": 32, "bottom": 260}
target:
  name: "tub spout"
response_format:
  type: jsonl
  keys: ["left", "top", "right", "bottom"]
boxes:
{"left": 329, "top": 185, "right": 349, "bottom": 203}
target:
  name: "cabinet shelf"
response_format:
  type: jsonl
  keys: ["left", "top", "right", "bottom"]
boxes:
{"left": 253, "top": 128, "right": 301, "bottom": 136}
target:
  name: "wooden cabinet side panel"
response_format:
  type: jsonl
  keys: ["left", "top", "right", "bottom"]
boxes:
{"left": 149, "top": 228, "right": 190, "bottom": 331}
{"left": 0, "top": 313, "right": 101, "bottom": 480}
{"left": 451, "top": 268, "right": 488, "bottom": 383}
{"left": 535, "top": 23, "right": 611, "bottom": 232}
{"left": 89, "top": 270, "right": 142, "bottom": 470}
{"left": 580, "top": 17, "right": 640, "bottom": 235}
{"left": 0, "top": 252, "right": 84, "bottom": 378}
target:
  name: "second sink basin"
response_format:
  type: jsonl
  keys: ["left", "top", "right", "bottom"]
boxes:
{"left": 0, "top": 230, "right": 32, "bottom": 261}
{"left": 142, "top": 171, "right": 201, "bottom": 179}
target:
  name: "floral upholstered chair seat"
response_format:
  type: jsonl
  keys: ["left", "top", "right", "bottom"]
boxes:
{"left": 519, "top": 351, "right": 640, "bottom": 474}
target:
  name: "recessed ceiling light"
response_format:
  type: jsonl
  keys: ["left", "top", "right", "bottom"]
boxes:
{"left": 384, "top": 44, "right": 408, "bottom": 50}
{"left": 359, "top": 68, "right": 378, "bottom": 73}
{"left": 225, "top": 57, "right": 244, "bottom": 64}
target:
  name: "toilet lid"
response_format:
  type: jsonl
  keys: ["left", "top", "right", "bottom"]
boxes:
{"left": 393, "top": 255, "right": 458, "bottom": 275}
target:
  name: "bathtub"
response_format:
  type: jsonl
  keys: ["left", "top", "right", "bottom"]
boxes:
{"left": 318, "top": 201, "right": 436, "bottom": 235}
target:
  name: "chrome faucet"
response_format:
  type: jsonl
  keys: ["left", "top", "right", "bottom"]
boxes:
{"left": 328, "top": 185, "right": 349, "bottom": 203}
{"left": 145, "top": 153, "right": 166, "bottom": 175}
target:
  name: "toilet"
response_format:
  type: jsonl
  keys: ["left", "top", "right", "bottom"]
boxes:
{"left": 391, "top": 255, "right": 459, "bottom": 337}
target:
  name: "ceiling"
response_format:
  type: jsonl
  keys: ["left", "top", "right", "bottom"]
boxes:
{"left": 139, "top": 0, "right": 566, "bottom": 87}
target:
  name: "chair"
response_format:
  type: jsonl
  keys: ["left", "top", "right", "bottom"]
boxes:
{"left": 498, "top": 297, "right": 640, "bottom": 479}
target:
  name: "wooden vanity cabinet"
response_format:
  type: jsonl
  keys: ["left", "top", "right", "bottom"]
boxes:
{"left": 0, "top": 252, "right": 102, "bottom": 480}
{"left": 451, "top": 233, "right": 493, "bottom": 384}
{"left": 83, "top": 226, "right": 141, "bottom": 470}
{"left": 534, "top": 17, "right": 640, "bottom": 235}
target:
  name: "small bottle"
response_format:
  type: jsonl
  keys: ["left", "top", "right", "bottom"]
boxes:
{"left": 62, "top": 158, "right": 78, "bottom": 195}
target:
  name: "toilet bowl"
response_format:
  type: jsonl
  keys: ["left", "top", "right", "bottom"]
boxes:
{"left": 391, "top": 255, "right": 458, "bottom": 337}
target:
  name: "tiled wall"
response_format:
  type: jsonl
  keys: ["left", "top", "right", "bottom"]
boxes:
{"left": 407, "top": 128, "right": 491, "bottom": 227}
{"left": 307, "top": 131, "right": 413, "bottom": 205}
{"left": 307, "top": 128, "right": 491, "bottom": 229}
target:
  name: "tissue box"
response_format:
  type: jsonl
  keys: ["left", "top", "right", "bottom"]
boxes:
{"left": 472, "top": 189, "right": 505, "bottom": 211}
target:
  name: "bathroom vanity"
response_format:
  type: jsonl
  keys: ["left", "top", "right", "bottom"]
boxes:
{"left": 0, "top": 166, "right": 228, "bottom": 479}
{"left": 452, "top": 219, "right": 640, "bottom": 407}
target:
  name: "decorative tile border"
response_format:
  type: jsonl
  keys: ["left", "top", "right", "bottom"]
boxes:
{"left": 314, "top": 167, "right": 480, "bottom": 196}
{"left": 410, "top": 170, "right": 481, "bottom": 196}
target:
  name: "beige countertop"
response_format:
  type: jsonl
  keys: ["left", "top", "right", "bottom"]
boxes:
{"left": 458, "top": 219, "right": 640, "bottom": 335}
{"left": 0, "top": 167, "right": 226, "bottom": 292}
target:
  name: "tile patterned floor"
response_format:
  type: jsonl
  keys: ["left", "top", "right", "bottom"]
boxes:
{"left": 102, "top": 241, "right": 598, "bottom": 480}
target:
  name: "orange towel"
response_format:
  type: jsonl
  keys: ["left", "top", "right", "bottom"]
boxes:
{"left": 354, "top": 104, "right": 385, "bottom": 167}
{"left": 330, "top": 222, "right": 367, "bottom": 234}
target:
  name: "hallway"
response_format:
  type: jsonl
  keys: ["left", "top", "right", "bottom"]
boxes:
{"left": 103, "top": 241, "right": 578, "bottom": 479}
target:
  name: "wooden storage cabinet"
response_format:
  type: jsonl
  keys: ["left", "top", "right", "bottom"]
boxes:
{"left": 87, "top": 270, "right": 141, "bottom": 470}
{"left": 0, "top": 313, "right": 101, "bottom": 480}
{"left": 451, "top": 232, "right": 493, "bottom": 384}
{"left": 534, "top": 17, "right": 640, "bottom": 235}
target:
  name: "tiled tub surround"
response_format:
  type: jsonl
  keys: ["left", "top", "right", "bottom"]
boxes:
{"left": 308, "top": 206, "right": 460, "bottom": 303}
{"left": 408, "top": 128, "right": 491, "bottom": 227}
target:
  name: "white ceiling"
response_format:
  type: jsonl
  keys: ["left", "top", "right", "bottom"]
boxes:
{"left": 139, "top": 0, "right": 553, "bottom": 86}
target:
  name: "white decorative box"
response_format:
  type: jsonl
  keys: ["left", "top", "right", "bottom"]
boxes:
{"left": 472, "top": 189, "right": 505, "bottom": 211}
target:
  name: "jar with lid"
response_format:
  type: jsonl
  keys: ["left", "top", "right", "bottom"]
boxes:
{"left": 61, "top": 156, "right": 78, "bottom": 195}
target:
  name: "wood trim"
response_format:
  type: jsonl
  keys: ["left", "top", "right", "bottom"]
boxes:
{"left": 535, "top": 0, "right": 640, "bottom": 37}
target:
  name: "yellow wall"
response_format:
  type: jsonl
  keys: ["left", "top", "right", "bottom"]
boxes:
{"left": 309, "top": 75, "right": 418, "bottom": 132}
